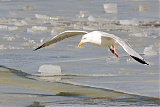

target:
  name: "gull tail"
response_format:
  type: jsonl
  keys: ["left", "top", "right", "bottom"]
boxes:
{"left": 130, "top": 55, "right": 149, "bottom": 65}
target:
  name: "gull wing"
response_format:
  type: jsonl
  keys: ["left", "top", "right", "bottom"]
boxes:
{"left": 34, "top": 30, "right": 88, "bottom": 51}
{"left": 100, "top": 31, "right": 149, "bottom": 65}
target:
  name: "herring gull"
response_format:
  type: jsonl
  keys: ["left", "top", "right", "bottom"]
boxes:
{"left": 34, "top": 30, "right": 149, "bottom": 65}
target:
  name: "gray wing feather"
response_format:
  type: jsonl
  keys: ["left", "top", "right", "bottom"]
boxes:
{"left": 34, "top": 30, "right": 88, "bottom": 51}
{"left": 100, "top": 31, "right": 148, "bottom": 65}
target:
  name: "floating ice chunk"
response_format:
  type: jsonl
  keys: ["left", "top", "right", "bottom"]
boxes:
{"left": 119, "top": 20, "right": 130, "bottom": 25}
{"left": 88, "top": 15, "right": 96, "bottom": 22}
{"left": 27, "top": 26, "right": 48, "bottom": 33}
{"left": 76, "top": 11, "right": 90, "bottom": 18}
{"left": 103, "top": 3, "right": 117, "bottom": 14}
{"left": 0, "top": 25, "right": 7, "bottom": 30}
{"left": 14, "top": 20, "right": 27, "bottom": 26}
{"left": 35, "top": 14, "right": 58, "bottom": 20}
{"left": 0, "top": 45, "right": 6, "bottom": 50}
{"left": 38, "top": 64, "right": 61, "bottom": 75}
{"left": 143, "top": 45, "right": 157, "bottom": 56}
{"left": 35, "top": 14, "right": 50, "bottom": 20}
{"left": 8, "top": 26, "right": 18, "bottom": 31}
{"left": 31, "top": 26, "right": 48, "bottom": 31}
{"left": 119, "top": 19, "right": 139, "bottom": 26}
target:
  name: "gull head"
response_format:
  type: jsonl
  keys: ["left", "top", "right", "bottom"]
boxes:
{"left": 78, "top": 31, "right": 101, "bottom": 47}
{"left": 78, "top": 34, "right": 91, "bottom": 47}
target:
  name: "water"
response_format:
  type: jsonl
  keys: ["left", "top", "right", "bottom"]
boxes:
{"left": 0, "top": 0, "right": 159, "bottom": 106}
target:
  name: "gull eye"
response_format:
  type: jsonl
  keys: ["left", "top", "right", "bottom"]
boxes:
{"left": 84, "top": 37, "right": 86, "bottom": 40}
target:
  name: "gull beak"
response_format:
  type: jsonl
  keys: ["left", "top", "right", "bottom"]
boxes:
{"left": 78, "top": 42, "right": 83, "bottom": 47}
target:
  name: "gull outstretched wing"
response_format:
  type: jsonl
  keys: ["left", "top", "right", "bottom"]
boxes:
{"left": 34, "top": 30, "right": 88, "bottom": 51}
{"left": 100, "top": 31, "right": 149, "bottom": 65}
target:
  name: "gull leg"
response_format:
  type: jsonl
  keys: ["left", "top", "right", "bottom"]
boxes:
{"left": 108, "top": 45, "right": 119, "bottom": 58}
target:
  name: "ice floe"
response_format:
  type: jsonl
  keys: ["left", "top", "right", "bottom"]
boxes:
{"left": 37, "top": 64, "right": 62, "bottom": 81}
{"left": 0, "top": 45, "right": 6, "bottom": 50}
{"left": 8, "top": 26, "right": 18, "bottom": 31}
{"left": 35, "top": 14, "right": 59, "bottom": 20}
{"left": 76, "top": 11, "right": 90, "bottom": 18}
{"left": 13, "top": 20, "right": 27, "bottom": 26}
{"left": 103, "top": 3, "right": 117, "bottom": 14}
{"left": 119, "top": 19, "right": 139, "bottom": 26}
{"left": 38, "top": 64, "right": 61, "bottom": 76}
{"left": 88, "top": 15, "right": 96, "bottom": 22}
{"left": 143, "top": 45, "right": 157, "bottom": 56}
{"left": 31, "top": 26, "right": 48, "bottom": 31}
{"left": 0, "top": 25, "right": 8, "bottom": 30}
{"left": 27, "top": 26, "right": 48, "bottom": 33}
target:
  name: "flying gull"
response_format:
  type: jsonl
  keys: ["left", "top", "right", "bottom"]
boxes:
{"left": 34, "top": 30, "right": 149, "bottom": 65}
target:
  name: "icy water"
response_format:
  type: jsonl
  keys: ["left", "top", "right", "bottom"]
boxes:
{"left": 0, "top": 0, "right": 159, "bottom": 107}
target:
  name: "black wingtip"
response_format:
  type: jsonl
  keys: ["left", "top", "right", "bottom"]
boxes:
{"left": 33, "top": 49, "right": 37, "bottom": 51}
{"left": 33, "top": 48, "right": 38, "bottom": 51}
{"left": 130, "top": 55, "right": 149, "bottom": 65}
{"left": 33, "top": 46, "right": 41, "bottom": 51}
